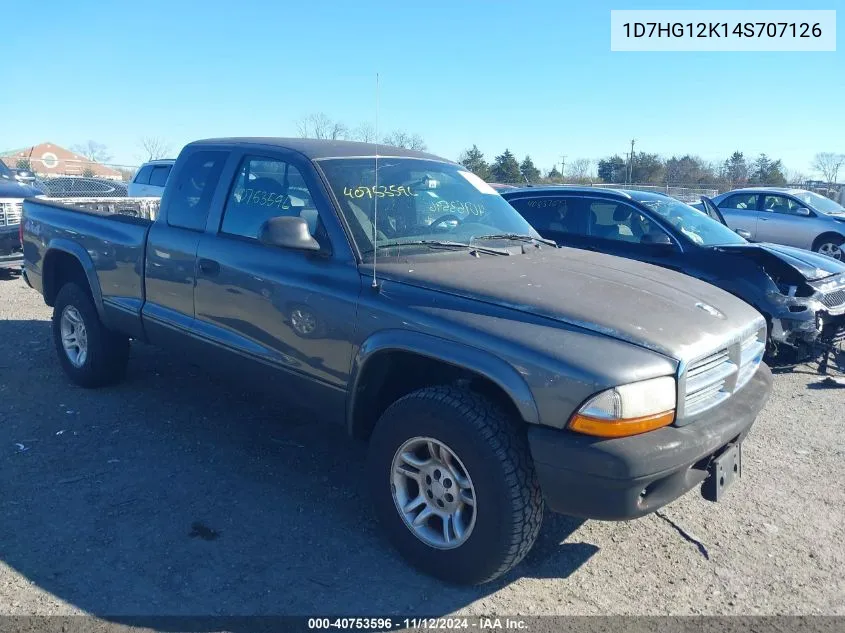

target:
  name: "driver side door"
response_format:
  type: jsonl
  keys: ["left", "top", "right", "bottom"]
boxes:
{"left": 755, "top": 194, "right": 815, "bottom": 249}
{"left": 193, "top": 151, "right": 361, "bottom": 418}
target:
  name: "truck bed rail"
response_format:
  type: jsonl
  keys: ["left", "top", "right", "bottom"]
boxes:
{"left": 38, "top": 196, "right": 161, "bottom": 221}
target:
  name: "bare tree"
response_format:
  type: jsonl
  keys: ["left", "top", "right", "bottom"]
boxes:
{"left": 71, "top": 140, "right": 111, "bottom": 163}
{"left": 140, "top": 136, "right": 172, "bottom": 161}
{"left": 382, "top": 130, "right": 427, "bottom": 151}
{"left": 296, "top": 113, "right": 348, "bottom": 140}
{"left": 812, "top": 152, "right": 845, "bottom": 189}
{"left": 351, "top": 122, "right": 377, "bottom": 143}
{"left": 786, "top": 169, "right": 808, "bottom": 185}
{"left": 565, "top": 158, "right": 593, "bottom": 181}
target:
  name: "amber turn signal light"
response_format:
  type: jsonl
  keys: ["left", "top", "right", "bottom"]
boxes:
{"left": 568, "top": 410, "right": 675, "bottom": 438}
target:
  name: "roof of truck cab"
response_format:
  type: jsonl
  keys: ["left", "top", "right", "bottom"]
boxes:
{"left": 188, "top": 137, "right": 452, "bottom": 162}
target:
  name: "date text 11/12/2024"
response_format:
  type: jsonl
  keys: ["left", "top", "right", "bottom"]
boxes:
{"left": 307, "top": 617, "right": 529, "bottom": 630}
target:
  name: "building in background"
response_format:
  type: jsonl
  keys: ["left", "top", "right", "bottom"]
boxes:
{"left": 0, "top": 143, "right": 122, "bottom": 180}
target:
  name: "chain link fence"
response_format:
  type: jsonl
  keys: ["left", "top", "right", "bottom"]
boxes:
{"left": 590, "top": 183, "right": 719, "bottom": 203}
{"left": 3, "top": 155, "right": 139, "bottom": 198}
{"left": 497, "top": 182, "right": 720, "bottom": 203}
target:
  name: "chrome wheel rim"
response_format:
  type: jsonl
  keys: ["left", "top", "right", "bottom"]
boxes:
{"left": 817, "top": 242, "right": 843, "bottom": 260}
{"left": 60, "top": 306, "right": 88, "bottom": 367}
{"left": 391, "top": 436, "right": 476, "bottom": 550}
{"left": 290, "top": 308, "right": 316, "bottom": 335}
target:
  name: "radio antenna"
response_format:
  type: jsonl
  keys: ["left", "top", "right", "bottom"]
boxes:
{"left": 371, "top": 72, "right": 380, "bottom": 289}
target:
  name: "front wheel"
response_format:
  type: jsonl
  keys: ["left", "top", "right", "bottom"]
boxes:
{"left": 367, "top": 386, "right": 543, "bottom": 584}
{"left": 813, "top": 235, "right": 844, "bottom": 260}
{"left": 52, "top": 283, "right": 130, "bottom": 388}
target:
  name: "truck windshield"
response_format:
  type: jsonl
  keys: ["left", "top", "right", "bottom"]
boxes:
{"left": 638, "top": 197, "right": 746, "bottom": 246}
{"left": 0, "top": 161, "right": 13, "bottom": 180}
{"left": 318, "top": 158, "right": 539, "bottom": 259}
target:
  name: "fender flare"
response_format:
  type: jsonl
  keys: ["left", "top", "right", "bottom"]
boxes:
{"left": 347, "top": 329, "right": 540, "bottom": 435}
{"left": 43, "top": 239, "right": 106, "bottom": 320}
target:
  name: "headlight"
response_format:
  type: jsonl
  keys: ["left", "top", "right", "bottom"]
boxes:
{"left": 568, "top": 376, "right": 676, "bottom": 438}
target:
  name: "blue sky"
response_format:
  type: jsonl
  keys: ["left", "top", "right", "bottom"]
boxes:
{"left": 2, "top": 0, "right": 842, "bottom": 177}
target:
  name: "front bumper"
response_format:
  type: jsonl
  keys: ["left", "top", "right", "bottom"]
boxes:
{"left": 527, "top": 363, "right": 772, "bottom": 520}
{"left": 0, "top": 229, "right": 23, "bottom": 270}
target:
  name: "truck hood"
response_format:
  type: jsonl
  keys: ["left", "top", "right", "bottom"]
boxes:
{"left": 369, "top": 246, "right": 763, "bottom": 362}
{"left": 716, "top": 242, "right": 845, "bottom": 281}
{"left": 0, "top": 178, "right": 41, "bottom": 198}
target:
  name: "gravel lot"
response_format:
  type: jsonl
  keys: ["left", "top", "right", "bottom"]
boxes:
{"left": 1, "top": 271, "right": 844, "bottom": 618}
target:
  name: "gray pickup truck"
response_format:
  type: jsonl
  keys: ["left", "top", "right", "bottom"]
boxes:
{"left": 22, "top": 138, "right": 772, "bottom": 584}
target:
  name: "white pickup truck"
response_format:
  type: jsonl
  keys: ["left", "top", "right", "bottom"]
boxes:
{"left": 0, "top": 162, "right": 41, "bottom": 271}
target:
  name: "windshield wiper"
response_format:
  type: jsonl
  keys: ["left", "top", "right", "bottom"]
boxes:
{"left": 370, "top": 240, "right": 510, "bottom": 256}
{"left": 472, "top": 233, "right": 557, "bottom": 247}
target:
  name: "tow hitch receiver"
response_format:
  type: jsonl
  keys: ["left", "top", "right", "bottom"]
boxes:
{"left": 702, "top": 443, "right": 741, "bottom": 502}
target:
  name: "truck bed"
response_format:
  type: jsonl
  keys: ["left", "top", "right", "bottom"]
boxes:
{"left": 21, "top": 197, "right": 154, "bottom": 329}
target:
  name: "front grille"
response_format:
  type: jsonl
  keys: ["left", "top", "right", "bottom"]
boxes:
{"left": 820, "top": 289, "right": 845, "bottom": 310}
{"left": 680, "top": 326, "right": 766, "bottom": 419}
{"left": 0, "top": 200, "right": 23, "bottom": 227}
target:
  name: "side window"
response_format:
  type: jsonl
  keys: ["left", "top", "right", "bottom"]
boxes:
{"left": 720, "top": 193, "right": 758, "bottom": 210}
{"left": 507, "top": 197, "right": 583, "bottom": 235}
{"left": 166, "top": 151, "right": 227, "bottom": 231}
{"left": 762, "top": 195, "right": 802, "bottom": 215}
{"left": 220, "top": 156, "right": 322, "bottom": 240}
{"left": 148, "top": 165, "right": 171, "bottom": 187}
{"left": 134, "top": 165, "right": 153, "bottom": 185}
{"left": 587, "top": 201, "right": 657, "bottom": 244}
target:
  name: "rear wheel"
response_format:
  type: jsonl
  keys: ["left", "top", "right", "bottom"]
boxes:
{"left": 812, "top": 234, "right": 844, "bottom": 260}
{"left": 368, "top": 386, "right": 543, "bottom": 584}
{"left": 52, "top": 283, "right": 129, "bottom": 388}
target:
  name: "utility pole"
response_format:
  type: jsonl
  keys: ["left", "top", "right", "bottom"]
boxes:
{"left": 626, "top": 139, "right": 636, "bottom": 185}
{"left": 560, "top": 155, "right": 567, "bottom": 181}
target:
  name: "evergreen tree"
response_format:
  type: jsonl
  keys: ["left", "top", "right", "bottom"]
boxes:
{"left": 597, "top": 155, "right": 626, "bottom": 182}
{"left": 722, "top": 151, "right": 749, "bottom": 186}
{"left": 490, "top": 149, "right": 522, "bottom": 183}
{"left": 458, "top": 145, "right": 491, "bottom": 181}
{"left": 519, "top": 155, "right": 541, "bottom": 183}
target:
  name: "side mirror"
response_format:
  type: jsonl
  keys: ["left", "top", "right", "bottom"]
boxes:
{"left": 258, "top": 216, "right": 321, "bottom": 251}
{"left": 794, "top": 207, "right": 811, "bottom": 217}
{"left": 735, "top": 229, "right": 753, "bottom": 240}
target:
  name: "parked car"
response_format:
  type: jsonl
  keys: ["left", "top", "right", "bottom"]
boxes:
{"left": 41, "top": 177, "right": 128, "bottom": 198}
{"left": 696, "top": 188, "right": 845, "bottom": 260}
{"left": 22, "top": 138, "right": 771, "bottom": 584}
{"left": 502, "top": 187, "right": 845, "bottom": 354}
{"left": 0, "top": 161, "right": 42, "bottom": 272}
{"left": 128, "top": 159, "right": 175, "bottom": 197}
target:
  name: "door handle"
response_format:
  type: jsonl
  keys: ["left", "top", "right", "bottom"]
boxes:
{"left": 198, "top": 258, "right": 220, "bottom": 276}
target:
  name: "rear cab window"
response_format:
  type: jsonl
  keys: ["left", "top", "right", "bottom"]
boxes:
{"left": 166, "top": 151, "right": 227, "bottom": 231}
{"left": 149, "top": 165, "right": 172, "bottom": 187}
{"left": 133, "top": 165, "right": 153, "bottom": 185}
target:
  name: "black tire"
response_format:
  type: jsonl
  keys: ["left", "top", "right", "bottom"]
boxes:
{"left": 52, "top": 282, "right": 129, "bottom": 388}
{"left": 367, "top": 386, "right": 543, "bottom": 584}
{"left": 812, "top": 233, "right": 844, "bottom": 260}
